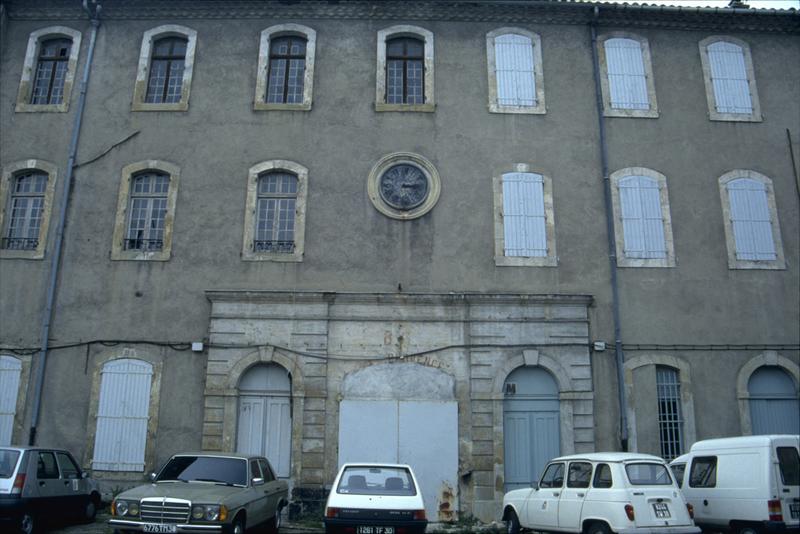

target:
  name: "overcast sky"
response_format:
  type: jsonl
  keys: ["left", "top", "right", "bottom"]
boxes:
{"left": 598, "top": 0, "right": 799, "bottom": 9}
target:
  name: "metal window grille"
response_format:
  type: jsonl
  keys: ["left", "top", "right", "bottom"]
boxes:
{"left": 2, "top": 172, "right": 47, "bottom": 250}
{"left": 124, "top": 172, "right": 169, "bottom": 251}
{"left": 145, "top": 37, "right": 187, "bottom": 104}
{"left": 386, "top": 37, "right": 424, "bottom": 105}
{"left": 254, "top": 172, "right": 297, "bottom": 253}
{"left": 31, "top": 38, "right": 72, "bottom": 105}
{"left": 495, "top": 33, "right": 536, "bottom": 107}
{"left": 656, "top": 366, "right": 683, "bottom": 461}
{"left": 727, "top": 178, "right": 776, "bottom": 261}
{"left": 266, "top": 36, "right": 307, "bottom": 104}
{"left": 619, "top": 175, "right": 667, "bottom": 259}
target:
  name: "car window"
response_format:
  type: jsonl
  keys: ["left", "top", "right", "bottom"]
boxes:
{"left": 336, "top": 466, "right": 416, "bottom": 496}
{"left": 539, "top": 462, "right": 565, "bottom": 488}
{"left": 670, "top": 463, "right": 686, "bottom": 487}
{"left": 157, "top": 456, "right": 248, "bottom": 486}
{"left": 592, "top": 463, "right": 613, "bottom": 488}
{"left": 625, "top": 462, "right": 673, "bottom": 485}
{"left": 258, "top": 459, "right": 276, "bottom": 482}
{"left": 250, "top": 460, "right": 262, "bottom": 481}
{"left": 776, "top": 447, "right": 799, "bottom": 486}
{"left": 0, "top": 450, "right": 20, "bottom": 479}
{"left": 56, "top": 452, "right": 81, "bottom": 479}
{"left": 689, "top": 456, "right": 717, "bottom": 488}
{"left": 567, "top": 462, "right": 592, "bottom": 488}
{"left": 37, "top": 451, "right": 59, "bottom": 479}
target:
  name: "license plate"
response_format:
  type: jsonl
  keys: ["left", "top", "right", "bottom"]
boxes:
{"left": 143, "top": 524, "right": 177, "bottom": 534}
{"left": 652, "top": 503, "right": 671, "bottom": 518}
{"left": 356, "top": 527, "right": 395, "bottom": 534}
{"left": 790, "top": 502, "right": 799, "bottom": 519}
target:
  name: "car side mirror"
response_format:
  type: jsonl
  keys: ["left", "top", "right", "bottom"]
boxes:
{"left": 252, "top": 477, "right": 265, "bottom": 486}
{"left": 81, "top": 472, "right": 89, "bottom": 479}
{"left": 149, "top": 472, "right": 157, "bottom": 482}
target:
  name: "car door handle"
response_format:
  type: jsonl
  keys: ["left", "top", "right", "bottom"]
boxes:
{"left": 703, "top": 500, "right": 709, "bottom": 506}
{"left": 64, "top": 481, "right": 70, "bottom": 486}
{"left": 577, "top": 493, "right": 585, "bottom": 498}
{"left": 39, "top": 481, "right": 46, "bottom": 486}
{"left": 552, "top": 492, "right": 560, "bottom": 497}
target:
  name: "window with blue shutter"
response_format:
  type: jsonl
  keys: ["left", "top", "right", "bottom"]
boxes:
{"left": 92, "top": 358, "right": 153, "bottom": 471}
{"left": 707, "top": 41, "right": 753, "bottom": 114}
{"left": 502, "top": 172, "right": 547, "bottom": 257}
{"left": 604, "top": 38, "right": 649, "bottom": 110}
{"left": 495, "top": 34, "right": 536, "bottom": 108}
{"left": 618, "top": 175, "right": 667, "bottom": 259}
{"left": 726, "top": 178, "right": 776, "bottom": 261}
{"left": 0, "top": 355, "right": 22, "bottom": 446}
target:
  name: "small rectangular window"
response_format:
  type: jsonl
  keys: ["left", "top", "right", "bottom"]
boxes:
{"left": 625, "top": 462, "right": 673, "bottom": 485}
{"left": 266, "top": 37, "right": 307, "bottom": 104}
{"left": 567, "top": 462, "right": 592, "bottom": 489}
{"left": 592, "top": 463, "right": 613, "bottom": 488}
{"left": 670, "top": 463, "right": 686, "bottom": 487}
{"left": 777, "top": 447, "right": 799, "bottom": 486}
{"left": 37, "top": 452, "right": 59, "bottom": 479}
{"left": 250, "top": 459, "right": 262, "bottom": 481}
{"left": 56, "top": 452, "right": 81, "bottom": 479}
{"left": 539, "top": 462, "right": 565, "bottom": 488}
{"left": 31, "top": 38, "right": 72, "bottom": 105}
{"left": 689, "top": 456, "right": 717, "bottom": 488}
{"left": 145, "top": 37, "right": 187, "bottom": 104}
{"left": 258, "top": 459, "right": 276, "bottom": 482}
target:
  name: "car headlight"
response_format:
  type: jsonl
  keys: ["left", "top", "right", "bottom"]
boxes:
{"left": 205, "top": 505, "right": 221, "bottom": 521}
{"left": 129, "top": 502, "right": 140, "bottom": 517}
{"left": 192, "top": 505, "right": 222, "bottom": 521}
{"left": 116, "top": 500, "right": 129, "bottom": 516}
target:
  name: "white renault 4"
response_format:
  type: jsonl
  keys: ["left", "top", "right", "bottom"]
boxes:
{"left": 502, "top": 452, "right": 700, "bottom": 534}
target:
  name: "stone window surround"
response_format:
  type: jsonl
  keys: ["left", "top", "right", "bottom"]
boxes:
{"left": 111, "top": 160, "right": 180, "bottom": 261}
{"left": 736, "top": 351, "right": 799, "bottom": 436}
{"left": 610, "top": 167, "right": 676, "bottom": 268}
{"left": 718, "top": 169, "right": 785, "bottom": 270}
{"left": 15, "top": 26, "right": 82, "bottom": 113}
{"left": 597, "top": 31, "right": 659, "bottom": 119}
{"left": 0, "top": 353, "right": 32, "bottom": 445}
{"left": 254, "top": 23, "right": 317, "bottom": 111}
{"left": 485, "top": 27, "right": 546, "bottom": 115}
{"left": 83, "top": 347, "right": 163, "bottom": 479}
{"left": 132, "top": 25, "right": 197, "bottom": 112}
{"left": 0, "top": 159, "right": 59, "bottom": 260}
{"left": 698, "top": 35, "right": 762, "bottom": 123}
{"left": 242, "top": 160, "right": 308, "bottom": 262}
{"left": 367, "top": 152, "right": 441, "bottom": 221}
{"left": 375, "top": 25, "right": 435, "bottom": 112}
{"left": 623, "top": 354, "right": 697, "bottom": 455}
{"left": 492, "top": 163, "right": 557, "bottom": 267}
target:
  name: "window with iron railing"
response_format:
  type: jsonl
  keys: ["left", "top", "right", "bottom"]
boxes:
{"left": 2, "top": 172, "right": 48, "bottom": 251}
{"left": 254, "top": 172, "right": 297, "bottom": 253}
{"left": 124, "top": 172, "right": 169, "bottom": 251}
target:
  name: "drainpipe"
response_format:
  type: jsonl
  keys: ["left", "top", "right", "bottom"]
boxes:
{"left": 28, "top": 0, "right": 102, "bottom": 445}
{"left": 589, "top": 6, "right": 629, "bottom": 451}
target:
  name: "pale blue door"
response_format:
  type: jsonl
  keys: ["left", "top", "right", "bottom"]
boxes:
{"left": 748, "top": 367, "right": 800, "bottom": 435}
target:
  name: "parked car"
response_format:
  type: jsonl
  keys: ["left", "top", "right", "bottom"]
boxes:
{"left": 669, "top": 435, "right": 800, "bottom": 534}
{"left": 109, "top": 452, "right": 288, "bottom": 534}
{"left": 324, "top": 463, "right": 428, "bottom": 534}
{"left": 502, "top": 452, "right": 700, "bottom": 534}
{"left": 0, "top": 445, "right": 101, "bottom": 534}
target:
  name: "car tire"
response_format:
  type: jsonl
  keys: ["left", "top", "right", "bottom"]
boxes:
{"left": 84, "top": 494, "right": 98, "bottom": 522}
{"left": 19, "top": 512, "right": 35, "bottom": 534}
{"left": 231, "top": 515, "right": 246, "bottom": 534}
{"left": 506, "top": 509, "right": 520, "bottom": 534}
{"left": 587, "top": 521, "right": 612, "bottom": 534}
{"left": 737, "top": 526, "right": 760, "bottom": 534}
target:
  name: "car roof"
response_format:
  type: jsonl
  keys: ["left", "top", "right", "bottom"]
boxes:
{"left": 339, "top": 463, "right": 413, "bottom": 469}
{"left": 551, "top": 452, "right": 666, "bottom": 463}
{"left": 1, "top": 446, "right": 72, "bottom": 454}
{"left": 170, "top": 452, "right": 259, "bottom": 460}
{"left": 689, "top": 434, "right": 799, "bottom": 451}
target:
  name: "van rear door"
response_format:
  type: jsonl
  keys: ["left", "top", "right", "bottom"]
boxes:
{"left": 774, "top": 439, "right": 800, "bottom": 527}
{"left": 624, "top": 461, "right": 694, "bottom": 528}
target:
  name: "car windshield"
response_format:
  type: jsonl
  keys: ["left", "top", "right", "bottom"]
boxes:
{"left": 625, "top": 462, "right": 673, "bottom": 485}
{"left": 0, "top": 450, "right": 20, "bottom": 478}
{"left": 336, "top": 466, "right": 417, "bottom": 496}
{"left": 156, "top": 456, "right": 248, "bottom": 486}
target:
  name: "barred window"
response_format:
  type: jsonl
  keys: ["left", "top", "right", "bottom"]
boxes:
{"left": 266, "top": 36, "right": 307, "bottom": 104}
{"left": 386, "top": 37, "right": 424, "bottom": 105}
{"left": 2, "top": 172, "right": 48, "bottom": 251}
{"left": 31, "top": 38, "right": 72, "bottom": 105}
{"left": 145, "top": 37, "right": 187, "bottom": 104}
{"left": 656, "top": 366, "right": 684, "bottom": 461}
{"left": 124, "top": 172, "right": 169, "bottom": 251}
{"left": 255, "top": 172, "right": 298, "bottom": 254}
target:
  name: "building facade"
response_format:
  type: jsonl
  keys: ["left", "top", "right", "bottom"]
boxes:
{"left": 1, "top": 0, "right": 798, "bottom": 522}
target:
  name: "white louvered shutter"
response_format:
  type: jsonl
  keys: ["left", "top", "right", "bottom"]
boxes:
{"left": 0, "top": 356, "right": 22, "bottom": 445}
{"left": 92, "top": 358, "right": 153, "bottom": 471}
{"left": 503, "top": 172, "right": 547, "bottom": 257}
{"left": 495, "top": 34, "right": 536, "bottom": 107}
{"left": 619, "top": 175, "right": 667, "bottom": 259}
{"left": 727, "top": 178, "right": 776, "bottom": 261}
{"left": 707, "top": 41, "right": 753, "bottom": 114}
{"left": 605, "top": 38, "right": 649, "bottom": 110}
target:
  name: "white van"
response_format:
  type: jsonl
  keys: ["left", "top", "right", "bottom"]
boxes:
{"left": 670, "top": 435, "right": 799, "bottom": 534}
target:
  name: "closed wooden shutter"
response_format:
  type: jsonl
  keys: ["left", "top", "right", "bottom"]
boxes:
{"left": 92, "top": 358, "right": 153, "bottom": 471}
{"left": 502, "top": 172, "right": 547, "bottom": 257}
{"left": 727, "top": 178, "right": 776, "bottom": 261}
{"left": 605, "top": 38, "right": 649, "bottom": 110}
{"left": 0, "top": 356, "right": 22, "bottom": 446}
{"left": 495, "top": 34, "right": 536, "bottom": 107}
{"left": 619, "top": 175, "right": 667, "bottom": 259}
{"left": 707, "top": 41, "right": 753, "bottom": 114}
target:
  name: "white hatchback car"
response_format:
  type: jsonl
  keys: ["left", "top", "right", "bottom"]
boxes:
{"left": 324, "top": 463, "right": 427, "bottom": 534}
{"left": 502, "top": 452, "right": 700, "bottom": 534}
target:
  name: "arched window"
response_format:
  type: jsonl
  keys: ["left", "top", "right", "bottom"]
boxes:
{"left": 15, "top": 26, "right": 82, "bottom": 112}
{"left": 376, "top": 26, "right": 434, "bottom": 112}
{"left": 598, "top": 33, "right": 658, "bottom": 117}
{"left": 699, "top": 37, "right": 761, "bottom": 122}
{"left": 656, "top": 366, "right": 684, "bottom": 460}
{"left": 255, "top": 24, "right": 316, "bottom": 111}
{"left": 748, "top": 367, "right": 800, "bottom": 435}
{"left": 486, "top": 28, "right": 545, "bottom": 114}
{"left": 132, "top": 25, "right": 197, "bottom": 111}
{"left": 0, "top": 160, "right": 58, "bottom": 260}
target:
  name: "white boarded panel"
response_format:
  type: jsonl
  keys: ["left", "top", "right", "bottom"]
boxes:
{"left": 0, "top": 356, "right": 22, "bottom": 446}
{"left": 237, "top": 396, "right": 266, "bottom": 456}
{"left": 708, "top": 41, "right": 752, "bottom": 114}
{"left": 605, "top": 38, "right": 649, "bottom": 110}
{"left": 495, "top": 33, "right": 536, "bottom": 107}
{"left": 265, "top": 396, "right": 292, "bottom": 477}
{"left": 338, "top": 400, "right": 398, "bottom": 466}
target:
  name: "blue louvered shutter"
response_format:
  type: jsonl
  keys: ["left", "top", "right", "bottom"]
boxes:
{"left": 503, "top": 172, "right": 547, "bottom": 257}
{"left": 495, "top": 34, "right": 536, "bottom": 107}
{"left": 605, "top": 38, "right": 649, "bottom": 110}
{"left": 0, "top": 356, "right": 22, "bottom": 446}
{"left": 93, "top": 358, "right": 153, "bottom": 471}
{"left": 727, "top": 178, "right": 776, "bottom": 261}
{"left": 619, "top": 175, "right": 667, "bottom": 259}
{"left": 707, "top": 41, "right": 753, "bottom": 114}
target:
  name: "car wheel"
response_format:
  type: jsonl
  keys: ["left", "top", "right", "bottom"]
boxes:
{"left": 19, "top": 513, "right": 35, "bottom": 534}
{"left": 738, "top": 526, "right": 760, "bottom": 534}
{"left": 506, "top": 509, "right": 520, "bottom": 534}
{"left": 84, "top": 495, "right": 98, "bottom": 522}
{"left": 587, "top": 522, "right": 612, "bottom": 534}
{"left": 231, "top": 515, "right": 246, "bottom": 534}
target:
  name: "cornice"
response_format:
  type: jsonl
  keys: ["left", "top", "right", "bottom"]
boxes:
{"left": 4, "top": 0, "right": 799, "bottom": 34}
